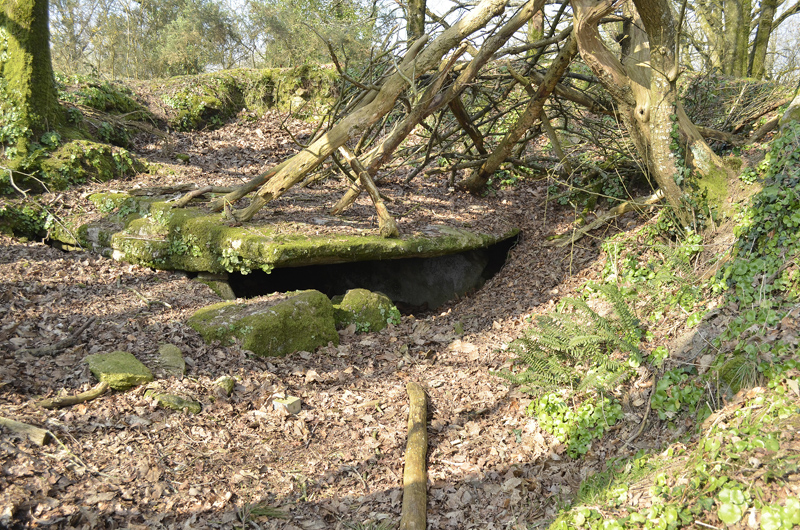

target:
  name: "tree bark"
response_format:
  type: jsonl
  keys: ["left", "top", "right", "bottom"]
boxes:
{"left": 1, "top": 0, "right": 63, "bottom": 150}
{"left": 572, "top": 0, "right": 731, "bottom": 224}
{"left": 232, "top": 0, "right": 509, "bottom": 222}
{"left": 399, "top": 382, "right": 428, "bottom": 530}
{"left": 407, "top": 0, "right": 427, "bottom": 48}
{"left": 749, "top": 0, "right": 777, "bottom": 78}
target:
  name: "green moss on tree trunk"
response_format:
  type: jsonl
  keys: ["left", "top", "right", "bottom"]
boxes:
{"left": 1, "top": 0, "right": 63, "bottom": 153}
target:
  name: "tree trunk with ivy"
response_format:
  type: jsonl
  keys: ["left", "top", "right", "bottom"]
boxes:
{"left": 1, "top": 0, "right": 63, "bottom": 154}
{"left": 571, "top": 0, "right": 731, "bottom": 225}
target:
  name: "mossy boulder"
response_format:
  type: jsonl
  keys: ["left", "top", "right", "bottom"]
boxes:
{"left": 38, "top": 140, "right": 146, "bottom": 191}
{"left": 332, "top": 289, "right": 400, "bottom": 333}
{"left": 187, "top": 290, "right": 338, "bottom": 357}
{"left": 85, "top": 351, "right": 154, "bottom": 390}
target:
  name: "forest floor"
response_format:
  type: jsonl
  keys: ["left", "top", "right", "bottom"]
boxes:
{"left": 0, "top": 110, "right": 789, "bottom": 529}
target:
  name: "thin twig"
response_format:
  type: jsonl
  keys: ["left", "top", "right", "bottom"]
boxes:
{"left": 20, "top": 318, "right": 96, "bottom": 358}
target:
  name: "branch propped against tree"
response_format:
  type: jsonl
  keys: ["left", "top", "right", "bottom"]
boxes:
{"left": 226, "top": 0, "right": 510, "bottom": 223}
{"left": 547, "top": 189, "right": 664, "bottom": 247}
{"left": 330, "top": 0, "right": 543, "bottom": 214}
{"left": 460, "top": 32, "right": 578, "bottom": 193}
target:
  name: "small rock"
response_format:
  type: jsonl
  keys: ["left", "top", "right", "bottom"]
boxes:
{"left": 214, "top": 376, "right": 235, "bottom": 396}
{"left": 332, "top": 289, "right": 399, "bottom": 333}
{"left": 187, "top": 290, "right": 338, "bottom": 357}
{"left": 196, "top": 272, "right": 236, "bottom": 300}
{"left": 85, "top": 351, "right": 153, "bottom": 390}
{"left": 145, "top": 390, "right": 202, "bottom": 414}
{"left": 273, "top": 396, "right": 302, "bottom": 414}
{"left": 158, "top": 344, "right": 186, "bottom": 377}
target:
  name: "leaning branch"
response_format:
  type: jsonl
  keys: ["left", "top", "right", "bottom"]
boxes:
{"left": 231, "top": 0, "right": 510, "bottom": 222}
{"left": 547, "top": 189, "right": 664, "bottom": 247}
{"left": 338, "top": 146, "right": 400, "bottom": 238}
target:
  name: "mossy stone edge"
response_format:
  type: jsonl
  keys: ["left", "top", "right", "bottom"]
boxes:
{"left": 47, "top": 192, "right": 519, "bottom": 274}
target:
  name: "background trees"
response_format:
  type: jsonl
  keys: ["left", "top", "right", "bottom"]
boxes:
{"left": 48, "top": 0, "right": 379, "bottom": 77}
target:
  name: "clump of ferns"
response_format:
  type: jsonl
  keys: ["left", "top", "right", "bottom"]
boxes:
{"left": 495, "top": 283, "right": 644, "bottom": 395}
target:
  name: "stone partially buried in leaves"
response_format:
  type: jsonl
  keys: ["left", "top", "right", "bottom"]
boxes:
{"left": 144, "top": 390, "right": 202, "bottom": 414}
{"left": 157, "top": 344, "right": 186, "bottom": 377}
{"left": 332, "top": 288, "right": 400, "bottom": 333}
{"left": 187, "top": 290, "right": 339, "bottom": 357}
{"left": 85, "top": 351, "right": 154, "bottom": 390}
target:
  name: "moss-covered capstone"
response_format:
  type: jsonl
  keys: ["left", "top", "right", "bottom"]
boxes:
{"left": 332, "top": 289, "right": 399, "bottom": 333}
{"left": 187, "top": 290, "right": 338, "bottom": 357}
{"left": 47, "top": 192, "right": 518, "bottom": 274}
{"left": 85, "top": 351, "right": 154, "bottom": 390}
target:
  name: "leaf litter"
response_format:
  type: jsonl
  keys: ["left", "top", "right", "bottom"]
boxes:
{"left": 1, "top": 110, "right": 713, "bottom": 529}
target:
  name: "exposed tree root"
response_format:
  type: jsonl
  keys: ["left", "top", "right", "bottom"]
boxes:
{"left": 36, "top": 382, "right": 110, "bottom": 410}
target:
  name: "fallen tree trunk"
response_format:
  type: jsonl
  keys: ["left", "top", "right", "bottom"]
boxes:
{"left": 399, "top": 382, "right": 428, "bottom": 530}
{"left": 229, "top": 0, "right": 509, "bottom": 222}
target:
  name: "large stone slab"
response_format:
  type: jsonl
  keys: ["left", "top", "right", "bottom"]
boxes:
{"left": 85, "top": 351, "right": 154, "bottom": 390}
{"left": 47, "top": 193, "right": 519, "bottom": 275}
{"left": 187, "top": 289, "right": 338, "bottom": 357}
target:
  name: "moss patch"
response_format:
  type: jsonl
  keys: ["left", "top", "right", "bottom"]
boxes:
{"left": 85, "top": 351, "right": 154, "bottom": 390}
{"left": 40, "top": 140, "right": 146, "bottom": 189}
{"left": 332, "top": 289, "right": 399, "bottom": 332}
{"left": 154, "top": 66, "right": 338, "bottom": 131}
{"left": 187, "top": 290, "right": 338, "bottom": 357}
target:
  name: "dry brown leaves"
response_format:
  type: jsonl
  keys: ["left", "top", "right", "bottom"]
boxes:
{"left": 1, "top": 111, "right": 654, "bottom": 529}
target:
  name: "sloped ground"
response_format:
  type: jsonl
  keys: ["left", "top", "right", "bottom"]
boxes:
{"left": 1, "top": 109, "right": 794, "bottom": 529}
